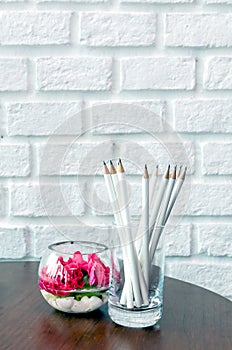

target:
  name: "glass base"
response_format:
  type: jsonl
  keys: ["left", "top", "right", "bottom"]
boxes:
{"left": 108, "top": 302, "right": 163, "bottom": 328}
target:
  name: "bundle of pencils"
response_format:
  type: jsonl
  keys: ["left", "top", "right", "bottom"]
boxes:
{"left": 103, "top": 159, "right": 186, "bottom": 309}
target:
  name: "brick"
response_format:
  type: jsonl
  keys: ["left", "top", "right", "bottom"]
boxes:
{"left": 165, "top": 14, "right": 232, "bottom": 47}
{"left": 165, "top": 224, "right": 192, "bottom": 256}
{"left": 197, "top": 224, "right": 232, "bottom": 257}
{"left": 0, "top": 143, "right": 30, "bottom": 177}
{"left": 38, "top": 0, "right": 107, "bottom": 2}
{"left": 80, "top": 12, "right": 156, "bottom": 47}
{"left": 202, "top": 143, "right": 232, "bottom": 175}
{"left": 166, "top": 261, "right": 232, "bottom": 298}
{"left": 90, "top": 101, "right": 165, "bottom": 134}
{"left": 0, "top": 0, "right": 23, "bottom": 1}
{"left": 91, "top": 182, "right": 141, "bottom": 216}
{"left": 36, "top": 57, "right": 112, "bottom": 91}
{"left": 204, "top": 57, "right": 232, "bottom": 90}
{"left": 0, "top": 12, "right": 71, "bottom": 45}
{"left": 0, "top": 59, "right": 27, "bottom": 91}
{"left": 174, "top": 184, "right": 232, "bottom": 216}
{"left": 204, "top": 0, "right": 232, "bottom": 3}
{"left": 7, "top": 102, "right": 82, "bottom": 136}
{"left": 0, "top": 106, "right": 6, "bottom": 135}
{"left": 121, "top": 57, "right": 195, "bottom": 90}
{"left": 174, "top": 99, "right": 232, "bottom": 133}
{"left": 0, "top": 187, "right": 6, "bottom": 216}
{"left": 38, "top": 141, "right": 114, "bottom": 176}
{"left": 121, "top": 0, "right": 193, "bottom": 3}
{"left": 118, "top": 142, "right": 195, "bottom": 175}
{"left": 10, "top": 184, "right": 85, "bottom": 217}
{"left": 0, "top": 228, "right": 26, "bottom": 259}
{"left": 32, "top": 225, "right": 111, "bottom": 258}
{"left": 89, "top": 182, "right": 115, "bottom": 216}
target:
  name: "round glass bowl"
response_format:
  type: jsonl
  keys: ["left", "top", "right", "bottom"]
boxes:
{"left": 38, "top": 241, "right": 110, "bottom": 313}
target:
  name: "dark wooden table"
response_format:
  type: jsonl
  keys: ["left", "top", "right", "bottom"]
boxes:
{"left": 0, "top": 262, "right": 231, "bottom": 350}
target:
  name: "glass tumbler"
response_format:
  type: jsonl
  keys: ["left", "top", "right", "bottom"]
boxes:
{"left": 108, "top": 225, "right": 166, "bottom": 328}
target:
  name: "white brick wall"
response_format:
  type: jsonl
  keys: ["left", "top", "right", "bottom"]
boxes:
{"left": 10, "top": 184, "right": 85, "bottom": 217}
{"left": 165, "top": 14, "right": 232, "bottom": 47}
{"left": 121, "top": 57, "right": 196, "bottom": 90}
{"left": 38, "top": 141, "right": 114, "bottom": 175}
{"left": 80, "top": 12, "right": 156, "bottom": 46}
{"left": 174, "top": 100, "right": 232, "bottom": 133}
{"left": 202, "top": 143, "right": 232, "bottom": 175}
{"left": 204, "top": 57, "right": 232, "bottom": 90}
{"left": 0, "top": 1, "right": 231, "bottom": 301}
{"left": 0, "top": 59, "right": 27, "bottom": 91}
{"left": 166, "top": 261, "right": 232, "bottom": 299}
{"left": 90, "top": 100, "right": 165, "bottom": 133}
{"left": 36, "top": 57, "right": 112, "bottom": 91}
{"left": 0, "top": 187, "right": 6, "bottom": 216}
{"left": 0, "top": 144, "right": 30, "bottom": 176}
{"left": 197, "top": 224, "right": 232, "bottom": 257}
{"left": 7, "top": 102, "right": 83, "bottom": 135}
{"left": 0, "top": 227, "right": 26, "bottom": 259}
{"left": 0, "top": 12, "right": 72, "bottom": 45}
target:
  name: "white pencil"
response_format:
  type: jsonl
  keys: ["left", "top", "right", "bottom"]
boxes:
{"left": 103, "top": 161, "right": 134, "bottom": 308}
{"left": 139, "top": 165, "right": 150, "bottom": 289}
{"left": 117, "top": 159, "right": 143, "bottom": 307}
{"left": 149, "top": 165, "right": 170, "bottom": 237}
{"left": 103, "top": 162, "right": 121, "bottom": 226}
{"left": 164, "top": 166, "right": 186, "bottom": 224}
{"left": 149, "top": 166, "right": 177, "bottom": 261}
{"left": 149, "top": 165, "right": 158, "bottom": 208}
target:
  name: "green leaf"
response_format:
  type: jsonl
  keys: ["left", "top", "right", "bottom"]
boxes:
{"left": 74, "top": 291, "right": 103, "bottom": 301}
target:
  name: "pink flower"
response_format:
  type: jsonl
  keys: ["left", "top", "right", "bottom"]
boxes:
{"left": 73, "top": 251, "right": 88, "bottom": 271}
{"left": 39, "top": 250, "right": 110, "bottom": 296}
{"left": 88, "top": 253, "right": 110, "bottom": 287}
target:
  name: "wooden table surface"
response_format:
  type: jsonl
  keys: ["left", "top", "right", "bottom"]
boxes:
{"left": 0, "top": 262, "right": 231, "bottom": 350}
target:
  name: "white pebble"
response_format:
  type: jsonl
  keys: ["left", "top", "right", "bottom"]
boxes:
{"left": 44, "top": 294, "right": 104, "bottom": 313}
{"left": 81, "top": 296, "right": 90, "bottom": 308}
{"left": 71, "top": 300, "right": 89, "bottom": 313}
{"left": 56, "top": 297, "right": 74, "bottom": 311}
{"left": 49, "top": 298, "right": 62, "bottom": 311}
{"left": 89, "top": 296, "right": 102, "bottom": 310}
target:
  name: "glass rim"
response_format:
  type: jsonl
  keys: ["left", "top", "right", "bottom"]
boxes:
{"left": 48, "top": 240, "right": 108, "bottom": 255}
{"left": 113, "top": 223, "right": 166, "bottom": 229}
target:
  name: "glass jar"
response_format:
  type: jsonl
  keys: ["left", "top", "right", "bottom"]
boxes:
{"left": 38, "top": 241, "right": 110, "bottom": 313}
{"left": 108, "top": 224, "right": 166, "bottom": 328}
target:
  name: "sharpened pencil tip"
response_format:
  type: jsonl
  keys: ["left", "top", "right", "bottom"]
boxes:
{"left": 144, "top": 164, "right": 149, "bottom": 178}
{"left": 153, "top": 165, "right": 158, "bottom": 176}
{"left": 179, "top": 166, "right": 187, "bottom": 180}
{"left": 117, "top": 158, "right": 125, "bottom": 173}
{"left": 177, "top": 165, "right": 182, "bottom": 178}
{"left": 110, "top": 160, "right": 117, "bottom": 174}
{"left": 103, "top": 161, "right": 110, "bottom": 174}
{"left": 164, "top": 165, "right": 170, "bottom": 179}
{"left": 170, "top": 165, "right": 177, "bottom": 179}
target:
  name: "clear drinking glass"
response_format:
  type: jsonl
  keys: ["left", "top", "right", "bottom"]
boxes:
{"left": 108, "top": 224, "right": 166, "bottom": 328}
